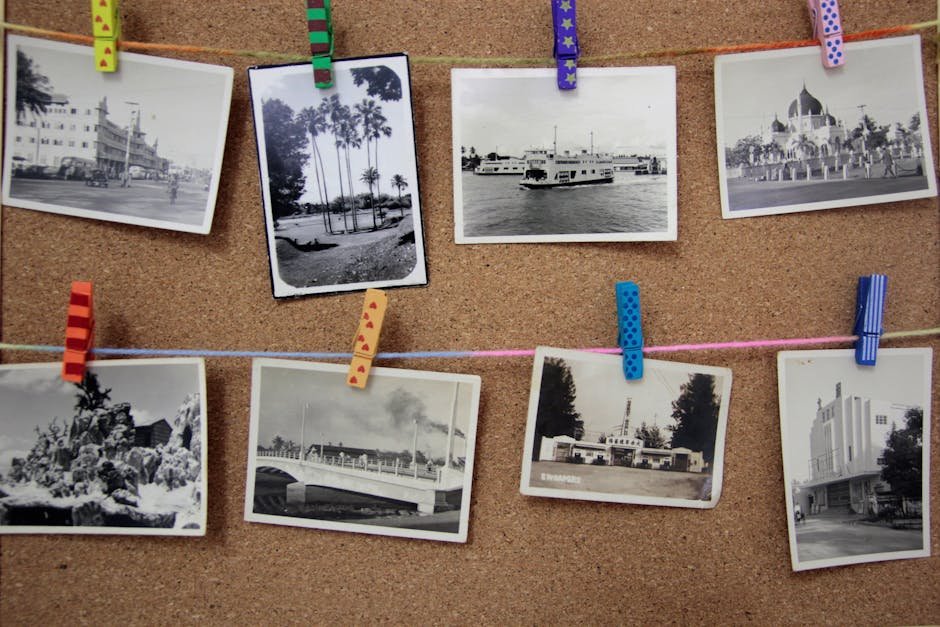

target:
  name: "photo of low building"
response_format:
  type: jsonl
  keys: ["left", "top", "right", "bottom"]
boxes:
{"left": 538, "top": 434, "right": 704, "bottom": 472}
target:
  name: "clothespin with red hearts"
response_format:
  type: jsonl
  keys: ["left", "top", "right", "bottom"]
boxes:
{"left": 92, "top": 0, "right": 120, "bottom": 72}
{"left": 63, "top": 281, "right": 95, "bottom": 383}
{"left": 347, "top": 289, "right": 388, "bottom": 388}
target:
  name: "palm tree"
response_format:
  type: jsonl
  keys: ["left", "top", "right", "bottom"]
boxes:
{"left": 322, "top": 95, "right": 350, "bottom": 232}
{"left": 15, "top": 50, "right": 53, "bottom": 123}
{"left": 360, "top": 167, "right": 380, "bottom": 228}
{"left": 296, "top": 106, "right": 332, "bottom": 234}
{"left": 370, "top": 116, "right": 392, "bottom": 195}
{"left": 338, "top": 111, "right": 362, "bottom": 231}
{"left": 390, "top": 174, "right": 408, "bottom": 217}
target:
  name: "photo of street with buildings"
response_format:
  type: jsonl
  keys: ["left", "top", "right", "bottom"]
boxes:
{"left": 244, "top": 359, "right": 480, "bottom": 543}
{"left": 521, "top": 348, "right": 732, "bottom": 508}
{"left": 778, "top": 349, "right": 931, "bottom": 571}
{"left": 2, "top": 35, "right": 233, "bottom": 234}
{"left": 716, "top": 36, "right": 936, "bottom": 218}
{"left": 249, "top": 55, "right": 427, "bottom": 297}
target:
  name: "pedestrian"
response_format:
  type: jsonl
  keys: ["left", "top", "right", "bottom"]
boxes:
{"left": 882, "top": 148, "right": 897, "bottom": 178}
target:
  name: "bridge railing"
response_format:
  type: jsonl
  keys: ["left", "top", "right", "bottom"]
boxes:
{"left": 257, "top": 448, "right": 443, "bottom": 483}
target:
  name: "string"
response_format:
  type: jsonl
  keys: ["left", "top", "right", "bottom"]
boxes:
{"left": 0, "top": 19, "right": 937, "bottom": 66}
{"left": 0, "top": 328, "right": 936, "bottom": 362}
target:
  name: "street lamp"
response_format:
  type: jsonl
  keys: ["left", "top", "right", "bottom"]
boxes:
{"left": 122, "top": 101, "right": 140, "bottom": 187}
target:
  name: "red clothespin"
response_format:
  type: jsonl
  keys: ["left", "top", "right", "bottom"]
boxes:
{"left": 854, "top": 274, "right": 886, "bottom": 366}
{"left": 348, "top": 289, "right": 388, "bottom": 388}
{"left": 552, "top": 0, "right": 579, "bottom": 90}
{"left": 616, "top": 281, "right": 643, "bottom": 380}
{"left": 92, "top": 0, "right": 120, "bottom": 72}
{"left": 63, "top": 281, "right": 95, "bottom": 383}
{"left": 307, "top": 0, "right": 334, "bottom": 88}
{"left": 807, "top": 0, "right": 844, "bottom": 68}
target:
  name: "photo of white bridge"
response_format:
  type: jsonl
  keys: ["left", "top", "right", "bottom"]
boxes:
{"left": 255, "top": 447, "right": 465, "bottom": 514}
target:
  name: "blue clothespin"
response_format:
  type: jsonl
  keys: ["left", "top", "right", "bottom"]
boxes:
{"left": 551, "top": 0, "right": 579, "bottom": 90}
{"left": 616, "top": 281, "right": 643, "bottom": 379}
{"left": 853, "top": 274, "right": 887, "bottom": 366}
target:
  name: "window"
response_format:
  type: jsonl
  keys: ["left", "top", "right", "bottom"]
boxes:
{"left": 70, "top": 108, "right": 77, "bottom": 114}
{"left": 29, "top": 138, "right": 35, "bottom": 144}
{"left": 848, "top": 446, "right": 852, "bottom": 462}
{"left": 875, "top": 415, "right": 887, "bottom": 425}
{"left": 81, "top": 142, "right": 89, "bottom": 148}
{"left": 68, "top": 140, "right": 75, "bottom": 147}
{"left": 85, "top": 125, "right": 91, "bottom": 132}
{"left": 15, "top": 136, "right": 21, "bottom": 143}
{"left": 876, "top": 457, "right": 886, "bottom": 465}
{"left": 581, "top": 170, "right": 587, "bottom": 175}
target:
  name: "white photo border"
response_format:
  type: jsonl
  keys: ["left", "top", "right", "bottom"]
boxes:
{"left": 520, "top": 347, "right": 733, "bottom": 509}
{"left": 244, "top": 358, "right": 481, "bottom": 543}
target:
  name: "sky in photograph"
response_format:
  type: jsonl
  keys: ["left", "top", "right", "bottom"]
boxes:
{"left": 12, "top": 36, "right": 231, "bottom": 169}
{"left": 250, "top": 57, "right": 416, "bottom": 205}
{"left": 779, "top": 349, "right": 931, "bottom": 482}
{"left": 255, "top": 364, "right": 475, "bottom": 462}
{"left": 718, "top": 37, "right": 926, "bottom": 146}
{"left": 0, "top": 361, "right": 202, "bottom": 472}
{"left": 454, "top": 67, "right": 675, "bottom": 158}
{"left": 553, "top": 352, "right": 726, "bottom": 443}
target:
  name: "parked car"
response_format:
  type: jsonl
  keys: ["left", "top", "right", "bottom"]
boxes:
{"left": 41, "top": 165, "right": 62, "bottom": 179}
{"left": 85, "top": 169, "right": 109, "bottom": 188}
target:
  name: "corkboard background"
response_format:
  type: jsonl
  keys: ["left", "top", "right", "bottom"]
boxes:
{"left": 1, "top": 0, "right": 938, "bottom": 623}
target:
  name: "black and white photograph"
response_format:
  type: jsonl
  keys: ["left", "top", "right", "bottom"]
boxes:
{"left": 520, "top": 348, "right": 732, "bottom": 508}
{"left": 244, "top": 359, "right": 480, "bottom": 543}
{"left": 452, "top": 67, "right": 677, "bottom": 243}
{"left": 778, "top": 348, "right": 932, "bottom": 571}
{"left": 249, "top": 54, "right": 427, "bottom": 297}
{"left": 2, "top": 35, "right": 233, "bottom": 234}
{"left": 715, "top": 35, "right": 936, "bottom": 219}
{"left": 0, "top": 359, "right": 207, "bottom": 535}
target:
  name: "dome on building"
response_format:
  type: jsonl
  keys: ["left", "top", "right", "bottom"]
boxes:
{"left": 824, "top": 107, "right": 837, "bottom": 126}
{"left": 787, "top": 85, "right": 823, "bottom": 118}
{"left": 770, "top": 114, "right": 786, "bottom": 133}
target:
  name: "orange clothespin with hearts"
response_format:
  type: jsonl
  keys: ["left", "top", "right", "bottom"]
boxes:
{"left": 348, "top": 289, "right": 388, "bottom": 388}
{"left": 63, "top": 281, "right": 95, "bottom": 383}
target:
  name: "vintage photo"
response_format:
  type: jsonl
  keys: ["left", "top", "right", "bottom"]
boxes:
{"left": 520, "top": 348, "right": 732, "bottom": 508}
{"left": 778, "top": 348, "right": 932, "bottom": 571}
{"left": 716, "top": 35, "right": 936, "bottom": 218}
{"left": 249, "top": 54, "right": 427, "bottom": 297}
{"left": 0, "top": 359, "right": 207, "bottom": 535}
{"left": 452, "top": 67, "right": 677, "bottom": 243}
{"left": 245, "top": 359, "right": 480, "bottom": 542}
{"left": 2, "top": 35, "right": 233, "bottom": 234}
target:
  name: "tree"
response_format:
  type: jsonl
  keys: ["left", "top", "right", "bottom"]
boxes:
{"left": 634, "top": 422, "right": 667, "bottom": 449}
{"left": 908, "top": 113, "right": 921, "bottom": 133}
{"left": 74, "top": 371, "right": 112, "bottom": 413}
{"left": 296, "top": 105, "right": 333, "bottom": 234}
{"left": 725, "top": 134, "right": 762, "bottom": 168}
{"left": 16, "top": 50, "right": 53, "bottom": 123}
{"left": 391, "top": 174, "right": 408, "bottom": 217}
{"left": 271, "top": 435, "right": 286, "bottom": 452}
{"left": 360, "top": 167, "right": 380, "bottom": 228}
{"left": 337, "top": 111, "right": 362, "bottom": 231}
{"left": 351, "top": 66, "right": 402, "bottom": 101}
{"left": 532, "top": 358, "right": 583, "bottom": 460}
{"left": 881, "top": 407, "right": 923, "bottom": 500}
{"left": 322, "top": 95, "right": 351, "bottom": 232}
{"left": 261, "top": 99, "right": 308, "bottom": 220}
{"left": 668, "top": 374, "right": 721, "bottom": 464}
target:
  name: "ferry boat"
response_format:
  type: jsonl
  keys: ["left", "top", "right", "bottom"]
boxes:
{"left": 635, "top": 156, "right": 666, "bottom": 175}
{"left": 519, "top": 130, "right": 614, "bottom": 189}
{"left": 474, "top": 157, "right": 527, "bottom": 175}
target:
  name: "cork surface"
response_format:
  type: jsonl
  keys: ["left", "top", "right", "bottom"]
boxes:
{"left": 2, "top": 0, "right": 939, "bottom": 623}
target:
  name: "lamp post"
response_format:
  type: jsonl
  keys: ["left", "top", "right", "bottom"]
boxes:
{"left": 122, "top": 101, "right": 140, "bottom": 187}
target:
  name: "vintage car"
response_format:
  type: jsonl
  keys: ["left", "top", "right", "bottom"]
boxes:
{"left": 84, "top": 169, "right": 110, "bottom": 188}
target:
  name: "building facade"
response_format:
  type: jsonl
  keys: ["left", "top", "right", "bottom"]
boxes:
{"left": 11, "top": 95, "right": 168, "bottom": 178}
{"left": 538, "top": 435, "right": 705, "bottom": 473}
{"left": 760, "top": 85, "right": 849, "bottom": 162}
{"left": 800, "top": 382, "right": 911, "bottom": 515}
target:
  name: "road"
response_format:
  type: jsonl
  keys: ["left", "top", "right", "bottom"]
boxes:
{"left": 727, "top": 175, "right": 930, "bottom": 211}
{"left": 529, "top": 460, "right": 709, "bottom": 500}
{"left": 7, "top": 178, "right": 210, "bottom": 226}
{"left": 796, "top": 515, "right": 923, "bottom": 563}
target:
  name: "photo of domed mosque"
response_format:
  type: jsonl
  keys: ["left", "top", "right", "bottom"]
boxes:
{"left": 715, "top": 36, "right": 936, "bottom": 218}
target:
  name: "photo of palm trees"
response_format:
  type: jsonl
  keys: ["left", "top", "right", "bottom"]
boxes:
{"left": 715, "top": 36, "right": 936, "bottom": 219}
{"left": 249, "top": 55, "right": 427, "bottom": 297}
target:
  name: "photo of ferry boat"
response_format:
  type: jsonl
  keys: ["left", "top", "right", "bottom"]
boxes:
{"left": 452, "top": 66, "right": 677, "bottom": 243}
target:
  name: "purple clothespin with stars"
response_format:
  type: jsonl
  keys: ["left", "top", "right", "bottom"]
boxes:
{"left": 552, "top": 0, "right": 579, "bottom": 90}
{"left": 807, "top": 0, "right": 845, "bottom": 68}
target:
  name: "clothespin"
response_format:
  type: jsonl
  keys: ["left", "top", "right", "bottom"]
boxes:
{"left": 63, "top": 281, "right": 95, "bottom": 383}
{"left": 615, "top": 281, "right": 643, "bottom": 380}
{"left": 807, "top": 0, "right": 844, "bottom": 68}
{"left": 551, "top": 0, "right": 579, "bottom": 90}
{"left": 307, "top": 0, "right": 334, "bottom": 88}
{"left": 853, "top": 274, "right": 887, "bottom": 366}
{"left": 348, "top": 289, "right": 388, "bottom": 388}
{"left": 91, "top": 0, "right": 120, "bottom": 72}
